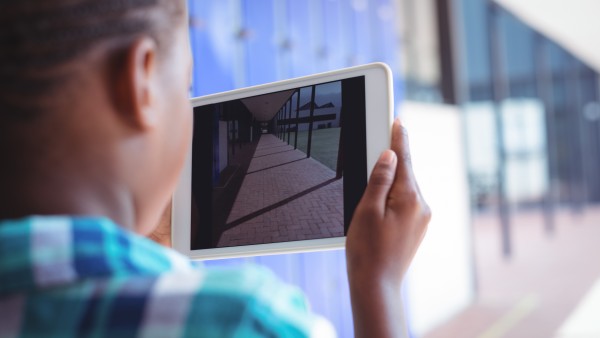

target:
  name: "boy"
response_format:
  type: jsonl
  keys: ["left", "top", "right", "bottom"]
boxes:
{"left": 0, "top": 1, "right": 430, "bottom": 336}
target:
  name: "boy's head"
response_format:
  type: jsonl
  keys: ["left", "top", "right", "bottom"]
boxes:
{"left": 0, "top": 0, "right": 192, "bottom": 234}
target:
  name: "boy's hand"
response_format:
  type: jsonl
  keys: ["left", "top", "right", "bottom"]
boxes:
{"left": 346, "top": 118, "right": 431, "bottom": 338}
{"left": 148, "top": 202, "right": 172, "bottom": 248}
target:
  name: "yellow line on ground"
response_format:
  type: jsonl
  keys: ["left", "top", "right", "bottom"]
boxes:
{"left": 477, "top": 294, "right": 540, "bottom": 338}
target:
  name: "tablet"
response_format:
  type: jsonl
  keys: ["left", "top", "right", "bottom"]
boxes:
{"left": 172, "top": 63, "right": 394, "bottom": 260}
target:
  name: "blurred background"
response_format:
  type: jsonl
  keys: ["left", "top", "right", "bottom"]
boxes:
{"left": 187, "top": 0, "right": 600, "bottom": 337}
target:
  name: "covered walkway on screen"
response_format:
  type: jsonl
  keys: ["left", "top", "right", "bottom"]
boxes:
{"left": 190, "top": 79, "right": 368, "bottom": 250}
{"left": 206, "top": 83, "right": 345, "bottom": 247}
{"left": 216, "top": 133, "right": 344, "bottom": 247}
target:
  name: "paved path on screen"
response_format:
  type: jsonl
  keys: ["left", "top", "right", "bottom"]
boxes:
{"left": 217, "top": 134, "right": 343, "bottom": 247}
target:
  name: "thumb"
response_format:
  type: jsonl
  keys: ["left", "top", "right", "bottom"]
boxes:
{"left": 360, "top": 150, "right": 397, "bottom": 217}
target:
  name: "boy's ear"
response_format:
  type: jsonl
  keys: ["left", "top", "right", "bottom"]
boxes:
{"left": 113, "top": 37, "right": 160, "bottom": 130}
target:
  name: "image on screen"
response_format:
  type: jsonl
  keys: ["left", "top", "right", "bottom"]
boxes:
{"left": 190, "top": 76, "right": 367, "bottom": 250}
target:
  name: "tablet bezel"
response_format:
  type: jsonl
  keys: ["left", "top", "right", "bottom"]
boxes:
{"left": 172, "top": 63, "right": 394, "bottom": 260}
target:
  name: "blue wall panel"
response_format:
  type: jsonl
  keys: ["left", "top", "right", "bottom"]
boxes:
{"left": 287, "top": 0, "right": 317, "bottom": 77}
{"left": 353, "top": 4, "right": 373, "bottom": 65}
{"left": 242, "top": 0, "right": 279, "bottom": 86}
{"left": 322, "top": 0, "right": 347, "bottom": 70}
{"left": 189, "top": 0, "right": 242, "bottom": 95}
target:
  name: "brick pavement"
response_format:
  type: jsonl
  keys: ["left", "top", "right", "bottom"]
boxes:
{"left": 217, "top": 134, "right": 344, "bottom": 247}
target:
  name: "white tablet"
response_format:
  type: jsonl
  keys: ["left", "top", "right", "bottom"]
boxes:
{"left": 172, "top": 63, "right": 394, "bottom": 260}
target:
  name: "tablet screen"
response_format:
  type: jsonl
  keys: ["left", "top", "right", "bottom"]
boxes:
{"left": 190, "top": 76, "right": 367, "bottom": 250}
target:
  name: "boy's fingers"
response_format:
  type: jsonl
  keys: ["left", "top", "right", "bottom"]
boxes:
{"left": 390, "top": 118, "right": 416, "bottom": 185}
{"left": 360, "top": 150, "right": 398, "bottom": 216}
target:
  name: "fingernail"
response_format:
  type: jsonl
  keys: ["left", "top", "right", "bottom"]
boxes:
{"left": 381, "top": 150, "right": 396, "bottom": 164}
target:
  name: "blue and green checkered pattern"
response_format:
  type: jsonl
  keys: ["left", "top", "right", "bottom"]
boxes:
{"left": 0, "top": 217, "right": 334, "bottom": 338}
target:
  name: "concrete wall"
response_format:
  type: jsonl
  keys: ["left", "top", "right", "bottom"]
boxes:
{"left": 400, "top": 101, "right": 475, "bottom": 336}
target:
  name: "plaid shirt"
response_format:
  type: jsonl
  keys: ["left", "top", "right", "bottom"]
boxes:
{"left": 0, "top": 216, "right": 335, "bottom": 338}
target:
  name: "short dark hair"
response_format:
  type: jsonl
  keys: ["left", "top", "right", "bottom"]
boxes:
{"left": 0, "top": 0, "right": 185, "bottom": 119}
